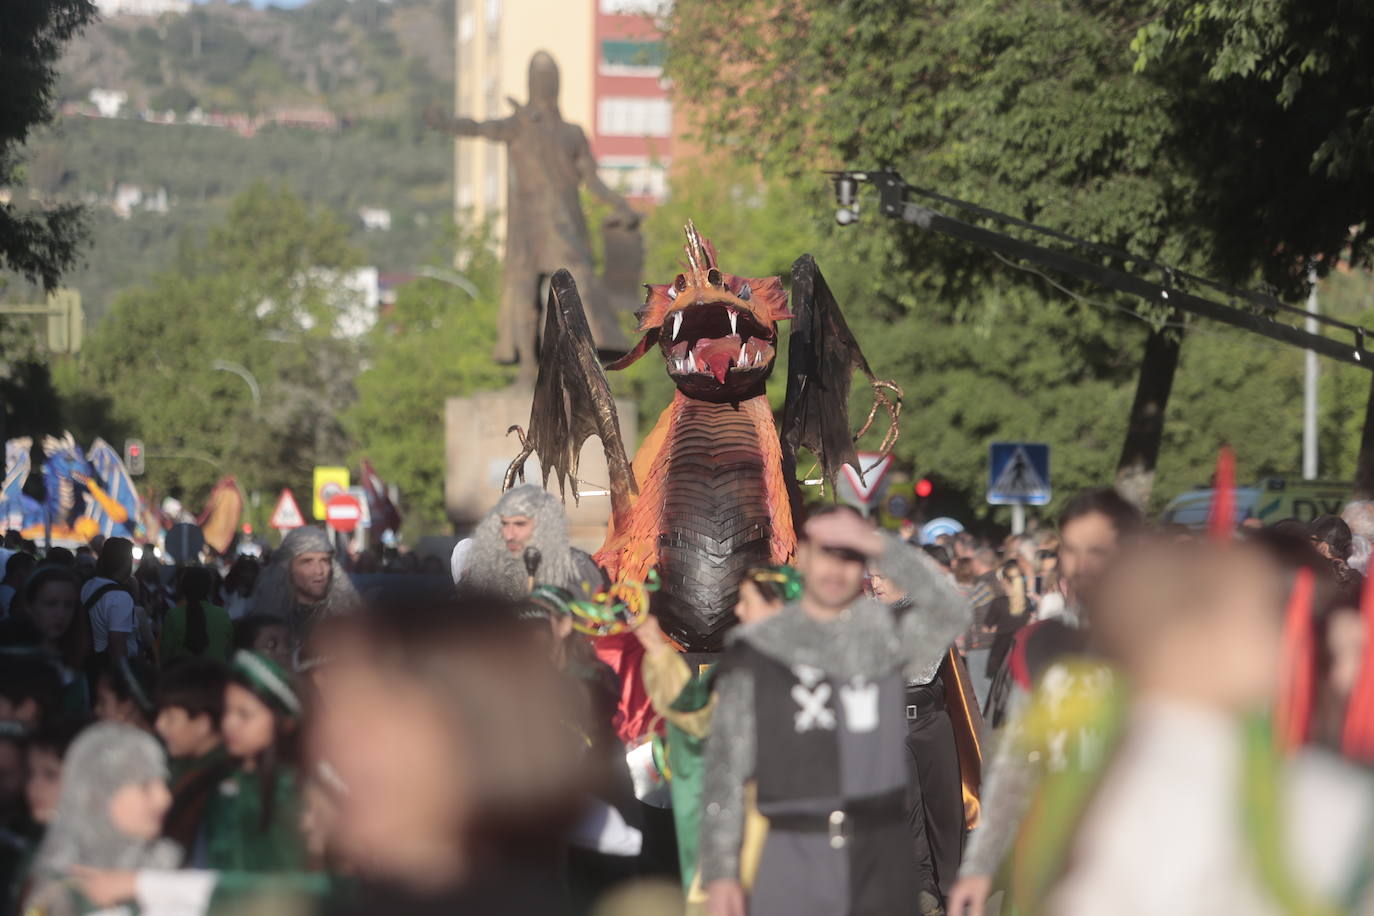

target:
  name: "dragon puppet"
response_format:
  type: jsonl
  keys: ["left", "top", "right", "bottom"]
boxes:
{"left": 505, "top": 222, "right": 901, "bottom": 736}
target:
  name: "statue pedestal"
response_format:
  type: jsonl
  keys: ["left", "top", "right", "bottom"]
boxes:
{"left": 444, "top": 386, "right": 638, "bottom": 552}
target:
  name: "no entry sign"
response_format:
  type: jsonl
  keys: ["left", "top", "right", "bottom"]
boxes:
{"left": 325, "top": 493, "right": 363, "bottom": 533}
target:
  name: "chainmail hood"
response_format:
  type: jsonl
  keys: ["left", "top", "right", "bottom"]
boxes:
{"left": 460, "top": 485, "right": 580, "bottom": 598}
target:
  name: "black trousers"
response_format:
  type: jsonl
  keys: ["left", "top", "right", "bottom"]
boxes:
{"left": 904, "top": 701, "right": 965, "bottom": 900}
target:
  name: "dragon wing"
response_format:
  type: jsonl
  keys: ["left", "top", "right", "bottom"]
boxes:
{"left": 503, "top": 269, "right": 637, "bottom": 521}
{"left": 781, "top": 255, "right": 902, "bottom": 515}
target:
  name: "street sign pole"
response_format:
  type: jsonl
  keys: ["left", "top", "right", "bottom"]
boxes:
{"left": 1011, "top": 504, "right": 1025, "bottom": 535}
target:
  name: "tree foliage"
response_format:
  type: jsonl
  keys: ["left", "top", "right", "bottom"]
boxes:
{"left": 56, "top": 184, "right": 363, "bottom": 513}
{"left": 1132, "top": 0, "right": 1374, "bottom": 294}
{"left": 1, "top": 0, "right": 96, "bottom": 289}
{"left": 343, "top": 227, "right": 515, "bottom": 535}
{"left": 663, "top": 0, "right": 1374, "bottom": 519}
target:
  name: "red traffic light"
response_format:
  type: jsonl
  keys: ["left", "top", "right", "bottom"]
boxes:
{"left": 128, "top": 444, "right": 141, "bottom": 457}
{"left": 914, "top": 478, "right": 933, "bottom": 498}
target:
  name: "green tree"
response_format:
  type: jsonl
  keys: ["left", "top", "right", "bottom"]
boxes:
{"left": 664, "top": 0, "right": 1374, "bottom": 520}
{"left": 1132, "top": 0, "right": 1374, "bottom": 295}
{"left": 1, "top": 0, "right": 96, "bottom": 290}
{"left": 57, "top": 184, "right": 364, "bottom": 513}
{"left": 344, "top": 227, "right": 514, "bottom": 535}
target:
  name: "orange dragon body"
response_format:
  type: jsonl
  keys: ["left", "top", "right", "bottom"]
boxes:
{"left": 505, "top": 223, "right": 900, "bottom": 738}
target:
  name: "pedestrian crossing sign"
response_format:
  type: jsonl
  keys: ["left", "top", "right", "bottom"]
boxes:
{"left": 987, "top": 442, "right": 1051, "bottom": 506}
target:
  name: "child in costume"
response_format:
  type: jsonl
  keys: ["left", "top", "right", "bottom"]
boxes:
{"left": 21, "top": 722, "right": 180, "bottom": 916}
{"left": 202, "top": 651, "right": 307, "bottom": 873}
{"left": 7, "top": 718, "right": 89, "bottom": 913}
{"left": 92, "top": 657, "right": 157, "bottom": 733}
{"left": 153, "top": 660, "right": 231, "bottom": 859}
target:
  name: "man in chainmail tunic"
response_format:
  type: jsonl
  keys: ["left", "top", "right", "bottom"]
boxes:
{"left": 872, "top": 567, "right": 970, "bottom": 915}
{"left": 700, "top": 506, "right": 971, "bottom": 916}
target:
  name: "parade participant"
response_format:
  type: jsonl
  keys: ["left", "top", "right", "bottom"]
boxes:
{"left": 0, "top": 552, "right": 35, "bottom": 616}
{"left": 1309, "top": 514, "right": 1361, "bottom": 588}
{"left": 950, "top": 488, "right": 1140, "bottom": 914}
{"left": 521, "top": 585, "right": 640, "bottom": 908}
{"left": 6, "top": 718, "right": 90, "bottom": 911}
{"left": 249, "top": 527, "right": 360, "bottom": 652}
{"left": 222, "top": 557, "right": 260, "bottom": 622}
{"left": 159, "top": 567, "right": 232, "bottom": 665}
{"left": 700, "top": 505, "right": 971, "bottom": 916}
{"left": 308, "top": 602, "right": 580, "bottom": 915}
{"left": 1037, "top": 540, "right": 1374, "bottom": 916}
{"left": 203, "top": 651, "right": 308, "bottom": 873}
{"left": 634, "top": 565, "right": 796, "bottom": 907}
{"left": 458, "top": 484, "right": 603, "bottom": 599}
{"left": 155, "top": 660, "right": 231, "bottom": 856}
{"left": 870, "top": 567, "right": 983, "bottom": 916}
{"left": 81, "top": 537, "right": 139, "bottom": 662}
{"left": 13, "top": 565, "right": 90, "bottom": 716}
{"left": 232, "top": 615, "right": 292, "bottom": 671}
{"left": 21, "top": 723, "right": 180, "bottom": 915}
{"left": 0, "top": 654, "right": 61, "bottom": 729}
{"left": 93, "top": 657, "right": 157, "bottom": 732}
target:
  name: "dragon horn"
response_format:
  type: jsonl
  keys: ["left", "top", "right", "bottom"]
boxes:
{"left": 683, "top": 219, "right": 711, "bottom": 288}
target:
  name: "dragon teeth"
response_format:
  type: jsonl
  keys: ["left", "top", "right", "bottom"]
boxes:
{"left": 729, "top": 310, "right": 738, "bottom": 336}
{"left": 671, "top": 312, "right": 683, "bottom": 340}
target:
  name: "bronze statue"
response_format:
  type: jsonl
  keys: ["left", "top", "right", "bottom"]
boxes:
{"left": 430, "top": 51, "right": 641, "bottom": 379}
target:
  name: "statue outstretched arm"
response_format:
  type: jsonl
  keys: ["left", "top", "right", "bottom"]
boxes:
{"left": 425, "top": 106, "right": 515, "bottom": 141}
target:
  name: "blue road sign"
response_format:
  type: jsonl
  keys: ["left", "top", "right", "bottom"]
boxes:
{"left": 987, "top": 442, "right": 1051, "bottom": 506}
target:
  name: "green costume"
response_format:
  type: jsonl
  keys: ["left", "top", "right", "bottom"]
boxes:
{"left": 203, "top": 762, "right": 308, "bottom": 873}
{"left": 159, "top": 602, "right": 233, "bottom": 665}
{"left": 203, "top": 652, "right": 309, "bottom": 874}
{"left": 164, "top": 744, "right": 232, "bottom": 855}
{"left": 654, "top": 661, "right": 714, "bottom": 892}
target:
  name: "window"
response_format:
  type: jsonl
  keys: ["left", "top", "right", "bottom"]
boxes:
{"left": 599, "top": 0, "right": 667, "bottom": 13}
{"left": 600, "top": 39, "right": 664, "bottom": 76}
{"left": 598, "top": 158, "right": 669, "bottom": 200}
{"left": 598, "top": 96, "right": 672, "bottom": 138}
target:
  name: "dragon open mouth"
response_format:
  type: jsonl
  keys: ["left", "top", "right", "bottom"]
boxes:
{"left": 660, "top": 301, "right": 777, "bottom": 386}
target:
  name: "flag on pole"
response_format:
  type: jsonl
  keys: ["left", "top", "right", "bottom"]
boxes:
{"left": 198, "top": 478, "right": 245, "bottom": 555}
{"left": 1274, "top": 566, "right": 1315, "bottom": 752}
{"left": 360, "top": 459, "right": 402, "bottom": 534}
{"left": 1207, "top": 445, "right": 1236, "bottom": 543}
{"left": 1342, "top": 570, "right": 1374, "bottom": 762}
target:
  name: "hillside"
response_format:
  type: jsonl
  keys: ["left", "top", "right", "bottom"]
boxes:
{"left": 12, "top": 0, "right": 458, "bottom": 320}
{"left": 59, "top": 0, "right": 454, "bottom": 118}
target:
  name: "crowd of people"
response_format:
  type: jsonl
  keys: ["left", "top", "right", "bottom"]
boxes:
{"left": 0, "top": 482, "right": 1370, "bottom": 915}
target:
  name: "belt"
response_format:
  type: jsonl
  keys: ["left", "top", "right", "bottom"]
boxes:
{"left": 905, "top": 684, "right": 945, "bottom": 720}
{"left": 765, "top": 789, "right": 906, "bottom": 850}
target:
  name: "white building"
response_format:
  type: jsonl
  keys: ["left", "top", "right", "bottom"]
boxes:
{"left": 89, "top": 88, "right": 128, "bottom": 118}
{"left": 96, "top": 0, "right": 190, "bottom": 16}
{"left": 358, "top": 207, "right": 393, "bottom": 232}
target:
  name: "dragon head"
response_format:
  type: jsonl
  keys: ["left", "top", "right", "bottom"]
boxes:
{"left": 608, "top": 220, "right": 792, "bottom": 401}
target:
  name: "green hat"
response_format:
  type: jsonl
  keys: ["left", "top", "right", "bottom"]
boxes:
{"left": 230, "top": 650, "right": 302, "bottom": 719}
{"left": 745, "top": 565, "right": 803, "bottom": 603}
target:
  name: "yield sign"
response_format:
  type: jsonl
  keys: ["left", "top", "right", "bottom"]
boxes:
{"left": 270, "top": 489, "right": 305, "bottom": 530}
{"left": 840, "top": 452, "right": 894, "bottom": 504}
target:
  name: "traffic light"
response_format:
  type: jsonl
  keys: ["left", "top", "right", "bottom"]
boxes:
{"left": 914, "top": 477, "right": 933, "bottom": 499}
{"left": 125, "top": 439, "right": 145, "bottom": 476}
